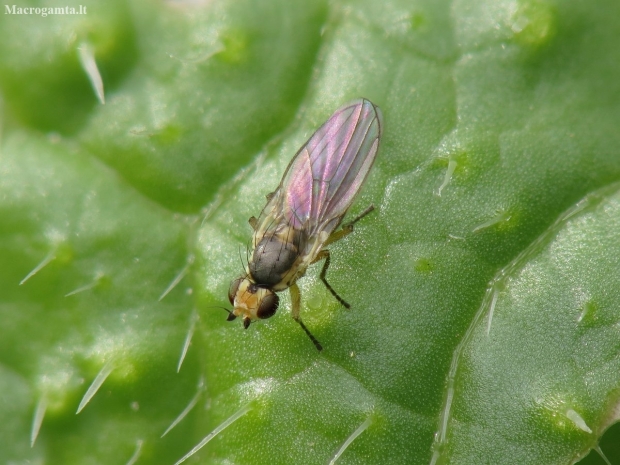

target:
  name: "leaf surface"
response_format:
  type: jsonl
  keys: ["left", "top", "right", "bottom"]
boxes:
{"left": 1, "top": 0, "right": 620, "bottom": 464}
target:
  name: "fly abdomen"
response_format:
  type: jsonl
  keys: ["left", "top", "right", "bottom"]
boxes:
{"left": 250, "top": 227, "right": 305, "bottom": 286}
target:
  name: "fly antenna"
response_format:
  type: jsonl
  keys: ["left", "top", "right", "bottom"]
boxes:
{"left": 205, "top": 305, "right": 236, "bottom": 320}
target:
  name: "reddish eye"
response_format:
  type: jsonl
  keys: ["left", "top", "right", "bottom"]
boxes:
{"left": 228, "top": 278, "right": 243, "bottom": 305}
{"left": 257, "top": 292, "right": 279, "bottom": 319}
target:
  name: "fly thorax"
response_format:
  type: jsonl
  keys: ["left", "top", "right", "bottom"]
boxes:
{"left": 249, "top": 225, "right": 306, "bottom": 286}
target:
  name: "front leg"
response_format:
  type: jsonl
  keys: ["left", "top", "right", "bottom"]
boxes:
{"left": 289, "top": 283, "right": 322, "bottom": 351}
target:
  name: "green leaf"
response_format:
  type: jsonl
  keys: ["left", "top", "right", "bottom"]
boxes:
{"left": 79, "top": 0, "right": 327, "bottom": 212}
{"left": 1, "top": 0, "right": 620, "bottom": 464}
{"left": 437, "top": 185, "right": 620, "bottom": 464}
{"left": 0, "top": 0, "right": 137, "bottom": 133}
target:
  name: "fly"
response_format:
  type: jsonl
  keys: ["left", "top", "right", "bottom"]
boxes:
{"left": 227, "top": 99, "right": 383, "bottom": 351}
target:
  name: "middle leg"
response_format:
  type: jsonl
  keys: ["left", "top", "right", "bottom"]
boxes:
{"left": 312, "top": 249, "right": 350, "bottom": 309}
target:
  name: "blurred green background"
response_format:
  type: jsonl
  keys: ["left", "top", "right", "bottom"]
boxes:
{"left": 1, "top": 0, "right": 620, "bottom": 464}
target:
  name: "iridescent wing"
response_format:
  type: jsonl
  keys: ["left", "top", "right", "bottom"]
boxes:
{"left": 278, "top": 99, "right": 382, "bottom": 237}
{"left": 252, "top": 99, "right": 382, "bottom": 255}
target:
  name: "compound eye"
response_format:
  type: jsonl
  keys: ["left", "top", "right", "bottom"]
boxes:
{"left": 228, "top": 278, "right": 243, "bottom": 305}
{"left": 257, "top": 292, "right": 279, "bottom": 319}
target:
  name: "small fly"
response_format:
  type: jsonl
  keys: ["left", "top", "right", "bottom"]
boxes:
{"left": 227, "top": 99, "right": 382, "bottom": 351}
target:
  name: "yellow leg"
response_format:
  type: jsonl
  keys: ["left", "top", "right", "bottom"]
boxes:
{"left": 290, "top": 282, "right": 302, "bottom": 320}
{"left": 288, "top": 205, "right": 374, "bottom": 351}
{"left": 323, "top": 204, "right": 375, "bottom": 247}
{"left": 289, "top": 283, "right": 322, "bottom": 351}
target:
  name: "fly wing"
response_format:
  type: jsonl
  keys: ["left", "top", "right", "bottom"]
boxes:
{"left": 279, "top": 99, "right": 382, "bottom": 237}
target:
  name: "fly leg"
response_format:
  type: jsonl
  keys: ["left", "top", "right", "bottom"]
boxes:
{"left": 290, "top": 283, "right": 322, "bottom": 351}
{"left": 312, "top": 204, "right": 375, "bottom": 309}
{"left": 323, "top": 204, "right": 375, "bottom": 247}
{"left": 312, "top": 250, "right": 350, "bottom": 309}
{"left": 345, "top": 204, "right": 375, "bottom": 228}
{"left": 290, "top": 205, "right": 374, "bottom": 350}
